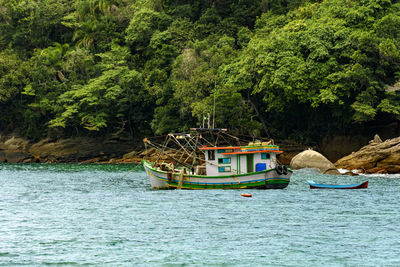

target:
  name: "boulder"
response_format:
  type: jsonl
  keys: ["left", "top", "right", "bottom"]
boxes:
{"left": 335, "top": 135, "right": 400, "bottom": 173}
{"left": 290, "top": 149, "right": 340, "bottom": 174}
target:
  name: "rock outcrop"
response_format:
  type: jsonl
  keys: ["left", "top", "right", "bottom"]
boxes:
{"left": 335, "top": 135, "right": 400, "bottom": 173}
{"left": 290, "top": 149, "right": 340, "bottom": 174}
{"left": 0, "top": 135, "right": 32, "bottom": 163}
{"left": 0, "top": 133, "right": 140, "bottom": 163}
{"left": 28, "top": 138, "right": 137, "bottom": 162}
{"left": 372, "top": 134, "right": 383, "bottom": 144}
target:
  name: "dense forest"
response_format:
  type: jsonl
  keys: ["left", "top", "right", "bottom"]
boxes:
{"left": 1, "top": 0, "right": 400, "bottom": 143}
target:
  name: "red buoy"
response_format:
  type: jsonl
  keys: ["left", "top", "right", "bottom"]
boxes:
{"left": 241, "top": 193, "right": 252, "bottom": 197}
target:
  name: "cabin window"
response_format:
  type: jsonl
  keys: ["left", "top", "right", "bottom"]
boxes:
{"left": 261, "top": 153, "right": 270, "bottom": 160}
{"left": 218, "top": 166, "right": 231, "bottom": 172}
{"left": 217, "top": 149, "right": 225, "bottom": 153}
{"left": 208, "top": 150, "right": 215, "bottom": 160}
{"left": 218, "top": 157, "right": 231, "bottom": 164}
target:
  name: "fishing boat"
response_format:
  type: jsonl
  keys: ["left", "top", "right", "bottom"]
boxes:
{"left": 142, "top": 128, "right": 291, "bottom": 189}
{"left": 307, "top": 180, "right": 368, "bottom": 189}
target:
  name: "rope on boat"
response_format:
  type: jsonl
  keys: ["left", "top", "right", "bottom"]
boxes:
{"left": 145, "top": 138, "right": 245, "bottom": 174}
{"left": 144, "top": 139, "right": 193, "bottom": 169}
{"left": 143, "top": 130, "right": 281, "bottom": 176}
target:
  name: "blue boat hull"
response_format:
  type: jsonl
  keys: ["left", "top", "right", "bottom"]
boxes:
{"left": 307, "top": 180, "right": 368, "bottom": 189}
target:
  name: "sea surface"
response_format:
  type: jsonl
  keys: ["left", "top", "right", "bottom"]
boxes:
{"left": 0, "top": 163, "right": 399, "bottom": 266}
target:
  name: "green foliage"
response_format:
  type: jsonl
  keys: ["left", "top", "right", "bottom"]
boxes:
{"left": 223, "top": 0, "right": 400, "bottom": 138}
{"left": 0, "top": 0, "right": 74, "bottom": 51}
{"left": 50, "top": 44, "right": 152, "bottom": 136}
{"left": 125, "top": 6, "right": 171, "bottom": 52}
{"left": 1, "top": 0, "right": 400, "bottom": 142}
{"left": 70, "top": 0, "right": 133, "bottom": 51}
{"left": 0, "top": 49, "right": 28, "bottom": 102}
{"left": 378, "top": 94, "right": 400, "bottom": 116}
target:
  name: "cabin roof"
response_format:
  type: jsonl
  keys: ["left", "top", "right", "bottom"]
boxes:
{"left": 222, "top": 150, "right": 283, "bottom": 155}
{"left": 199, "top": 145, "right": 282, "bottom": 154}
{"left": 199, "top": 146, "right": 241, "bottom": 150}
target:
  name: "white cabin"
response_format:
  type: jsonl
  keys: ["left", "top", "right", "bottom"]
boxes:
{"left": 199, "top": 144, "right": 282, "bottom": 176}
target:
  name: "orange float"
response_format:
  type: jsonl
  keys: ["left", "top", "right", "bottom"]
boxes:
{"left": 241, "top": 193, "right": 252, "bottom": 197}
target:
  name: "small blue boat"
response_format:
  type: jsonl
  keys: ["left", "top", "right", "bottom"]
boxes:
{"left": 307, "top": 180, "right": 368, "bottom": 189}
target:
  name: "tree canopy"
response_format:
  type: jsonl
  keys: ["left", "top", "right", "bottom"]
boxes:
{"left": 1, "top": 0, "right": 400, "bottom": 142}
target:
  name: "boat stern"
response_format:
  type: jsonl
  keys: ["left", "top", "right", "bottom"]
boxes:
{"left": 263, "top": 166, "right": 292, "bottom": 189}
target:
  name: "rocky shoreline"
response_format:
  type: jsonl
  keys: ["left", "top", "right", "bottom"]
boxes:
{"left": 0, "top": 134, "right": 143, "bottom": 164}
{"left": 289, "top": 134, "right": 400, "bottom": 175}
{"left": 335, "top": 135, "right": 400, "bottom": 174}
{"left": 0, "top": 134, "right": 310, "bottom": 165}
{"left": 1, "top": 133, "right": 400, "bottom": 174}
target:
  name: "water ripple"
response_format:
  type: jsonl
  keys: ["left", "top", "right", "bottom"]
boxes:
{"left": 0, "top": 164, "right": 399, "bottom": 266}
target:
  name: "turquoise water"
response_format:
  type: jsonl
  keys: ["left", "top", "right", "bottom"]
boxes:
{"left": 0, "top": 163, "right": 399, "bottom": 266}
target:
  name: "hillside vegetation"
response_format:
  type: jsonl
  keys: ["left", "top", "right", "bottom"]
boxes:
{"left": 1, "top": 0, "right": 400, "bottom": 142}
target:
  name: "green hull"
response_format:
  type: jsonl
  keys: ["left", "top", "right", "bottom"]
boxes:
{"left": 143, "top": 160, "right": 291, "bottom": 190}
{"left": 166, "top": 180, "right": 290, "bottom": 189}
